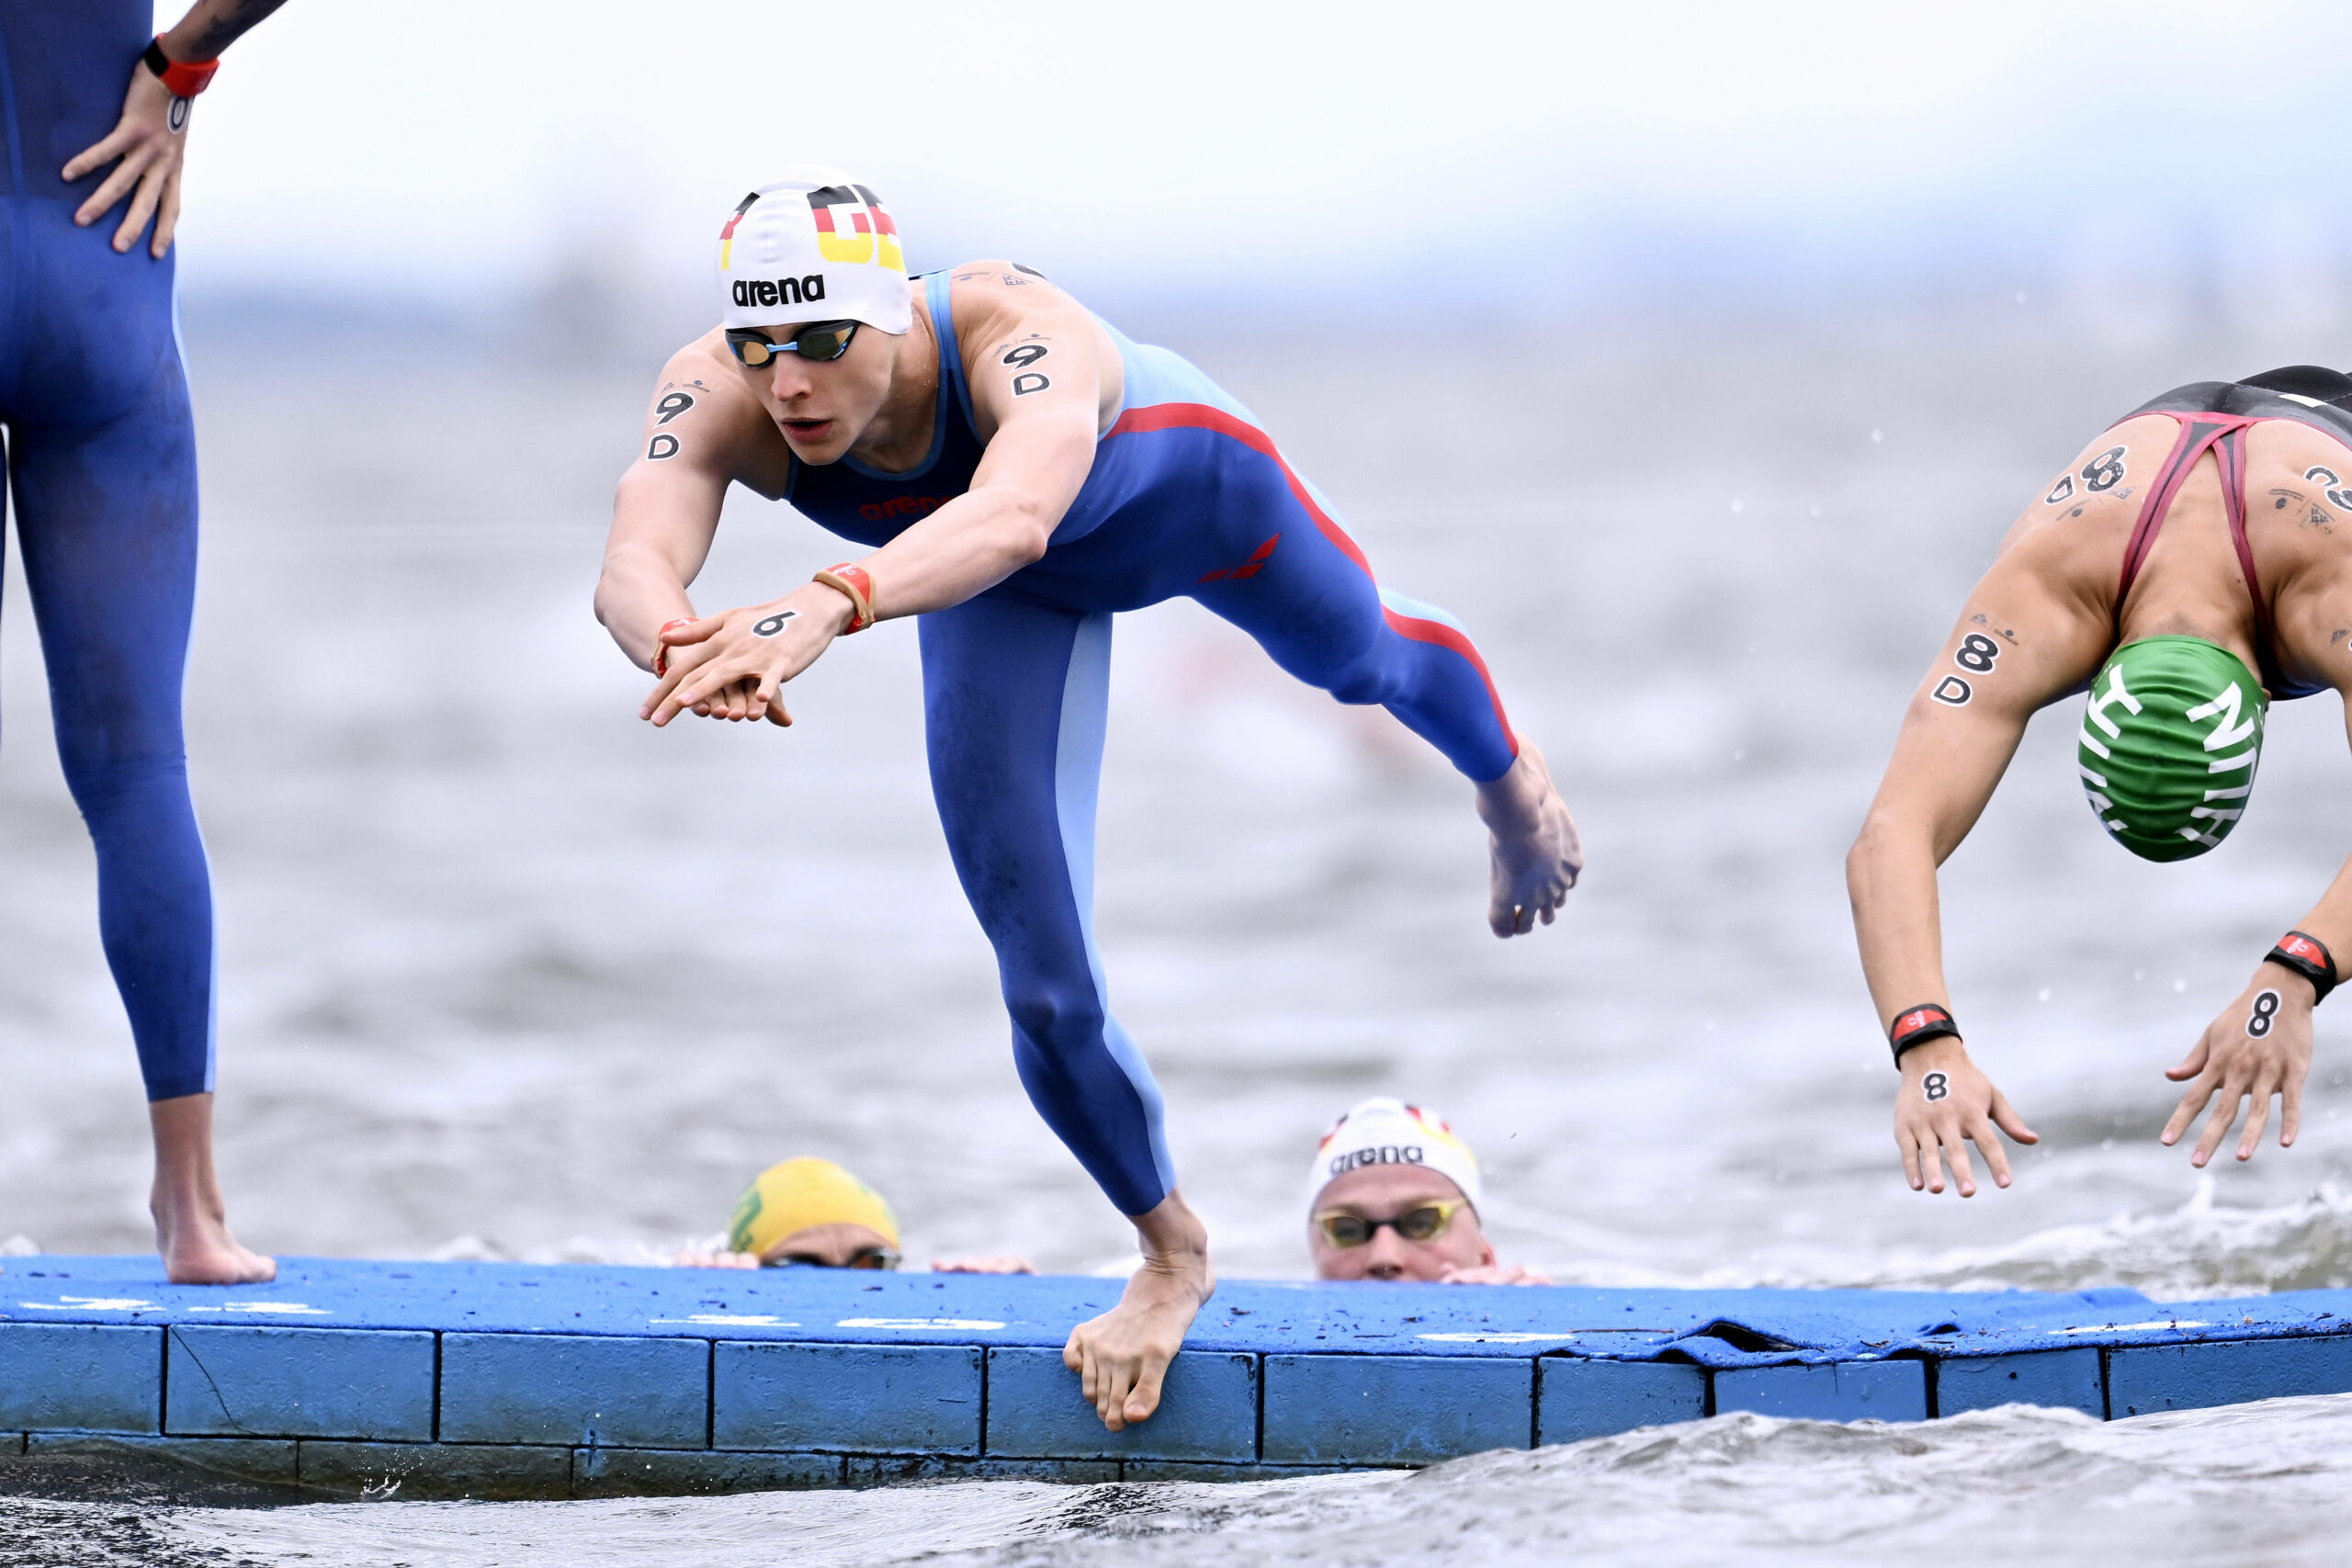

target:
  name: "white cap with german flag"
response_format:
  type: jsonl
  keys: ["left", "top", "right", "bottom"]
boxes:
{"left": 714, "top": 165, "right": 912, "bottom": 335}
{"left": 1306, "top": 1097, "right": 1484, "bottom": 1213}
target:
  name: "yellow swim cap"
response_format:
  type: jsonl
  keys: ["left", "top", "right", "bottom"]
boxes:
{"left": 727, "top": 1157, "right": 900, "bottom": 1258}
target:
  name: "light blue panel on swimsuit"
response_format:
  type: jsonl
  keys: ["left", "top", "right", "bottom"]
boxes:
{"left": 0, "top": 1323, "right": 161, "bottom": 1434}
{"left": 1713, "top": 1359, "right": 1928, "bottom": 1423}
{"left": 1535, "top": 1356, "right": 1707, "bottom": 1444}
{"left": 2108, "top": 1334, "right": 2352, "bottom": 1417}
{"left": 983, "top": 1347, "right": 1258, "bottom": 1462}
{"left": 439, "top": 1332, "right": 707, "bottom": 1449}
{"left": 1261, "top": 1353, "right": 1533, "bottom": 1465}
{"left": 713, "top": 1341, "right": 980, "bottom": 1456}
{"left": 165, "top": 1325, "right": 432, "bottom": 1440}
{"left": 1934, "top": 1348, "right": 2105, "bottom": 1417}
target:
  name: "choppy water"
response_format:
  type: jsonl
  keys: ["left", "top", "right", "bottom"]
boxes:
{"left": 7, "top": 298, "right": 2352, "bottom": 1558}
{"left": 7, "top": 1396, "right": 2351, "bottom": 1567}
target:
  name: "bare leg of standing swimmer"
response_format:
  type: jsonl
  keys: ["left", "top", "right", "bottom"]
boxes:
{"left": 1063, "top": 1192, "right": 1213, "bottom": 1430}
{"left": 150, "top": 1096, "right": 274, "bottom": 1283}
{"left": 1478, "top": 739, "right": 1583, "bottom": 938}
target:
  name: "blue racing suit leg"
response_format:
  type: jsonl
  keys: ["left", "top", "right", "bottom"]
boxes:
{"left": 920, "top": 594, "right": 1175, "bottom": 1216}
{"left": 1, "top": 197, "right": 216, "bottom": 1101}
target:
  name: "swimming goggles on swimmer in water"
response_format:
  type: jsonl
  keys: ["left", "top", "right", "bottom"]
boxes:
{"left": 727, "top": 321, "right": 862, "bottom": 367}
{"left": 763, "top": 1246, "right": 901, "bottom": 1271}
{"left": 1313, "top": 1201, "right": 1465, "bottom": 1249}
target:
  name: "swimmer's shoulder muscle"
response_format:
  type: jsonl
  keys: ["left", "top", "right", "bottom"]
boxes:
{"left": 941, "top": 260, "right": 1124, "bottom": 443}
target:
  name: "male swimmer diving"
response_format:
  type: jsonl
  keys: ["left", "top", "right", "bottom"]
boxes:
{"left": 1850, "top": 367, "right": 2352, "bottom": 1199}
{"left": 2, "top": 0, "right": 288, "bottom": 1282}
{"left": 594, "top": 168, "right": 1581, "bottom": 1430}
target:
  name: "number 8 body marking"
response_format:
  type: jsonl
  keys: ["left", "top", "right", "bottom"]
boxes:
{"left": 1955, "top": 632, "right": 2001, "bottom": 674}
{"left": 1922, "top": 1071, "right": 1950, "bottom": 1102}
{"left": 753, "top": 609, "right": 798, "bottom": 637}
{"left": 2247, "top": 987, "right": 2281, "bottom": 1039}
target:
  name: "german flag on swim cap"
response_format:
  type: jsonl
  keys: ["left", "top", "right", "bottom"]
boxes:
{"left": 1306, "top": 1097, "right": 1483, "bottom": 1213}
{"left": 714, "top": 165, "right": 912, "bottom": 335}
{"left": 2078, "top": 635, "right": 2267, "bottom": 862}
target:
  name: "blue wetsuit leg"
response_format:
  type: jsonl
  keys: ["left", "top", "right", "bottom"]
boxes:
{"left": 1071, "top": 349, "right": 1521, "bottom": 784}
{"left": 1, "top": 164, "right": 216, "bottom": 1096}
{"left": 920, "top": 596, "right": 1174, "bottom": 1216}
{"left": 1192, "top": 468, "right": 1520, "bottom": 784}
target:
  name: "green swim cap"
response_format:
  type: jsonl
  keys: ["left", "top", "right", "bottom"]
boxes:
{"left": 2078, "top": 635, "right": 2267, "bottom": 862}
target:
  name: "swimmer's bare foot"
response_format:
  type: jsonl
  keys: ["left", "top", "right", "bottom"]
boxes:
{"left": 149, "top": 1095, "right": 276, "bottom": 1285}
{"left": 1474, "top": 739, "right": 1582, "bottom": 938}
{"left": 1062, "top": 1191, "right": 1214, "bottom": 1431}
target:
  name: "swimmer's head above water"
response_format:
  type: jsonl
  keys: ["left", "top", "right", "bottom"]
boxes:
{"left": 2079, "top": 636, "right": 2267, "bottom": 862}
{"left": 1304, "top": 1098, "right": 1545, "bottom": 1284}
{"left": 711, "top": 166, "right": 913, "bottom": 466}
{"left": 729, "top": 1156, "right": 901, "bottom": 1269}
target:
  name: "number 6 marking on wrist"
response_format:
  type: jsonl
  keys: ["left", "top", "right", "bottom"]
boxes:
{"left": 2247, "top": 987, "right": 2281, "bottom": 1039}
{"left": 753, "top": 609, "right": 798, "bottom": 637}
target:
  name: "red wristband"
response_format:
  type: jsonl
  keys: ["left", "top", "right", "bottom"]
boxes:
{"left": 2268, "top": 931, "right": 2336, "bottom": 1006}
{"left": 651, "top": 618, "right": 697, "bottom": 677}
{"left": 1887, "top": 1002, "right": 1960, "bottom": 1066}
{"left": 813, "top": 564, "right": 876, "bottom": 633}
{"left": 142, "top": 38, "right": 220, "bottom": 98}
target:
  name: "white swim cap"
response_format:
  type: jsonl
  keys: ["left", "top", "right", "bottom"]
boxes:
{"left": 1306, "top": 1097, "right": 1483, "bottom": 1213}
{"left": 714, "top": 165, "right": 912, "bottom": 335}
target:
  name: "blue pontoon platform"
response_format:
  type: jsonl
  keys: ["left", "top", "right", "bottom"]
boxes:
{"left": 3, "top": 1258, "right": 2346, "bottom": 1498}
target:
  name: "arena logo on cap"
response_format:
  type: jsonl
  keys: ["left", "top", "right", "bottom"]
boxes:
{"left": 808, "top": 184, "right": 906, "bottom": 273}
{"left": 731, "top": 276, "right": 828, "bottom": 310}
{"left": 1329, "top": 1143, "right": 1427, "bottom": 1181}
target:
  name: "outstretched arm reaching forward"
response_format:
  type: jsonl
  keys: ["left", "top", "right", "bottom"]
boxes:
{"left": 63, "top": 1, "right": 290, "bottom": 258}
{"left": 1848, "top": 470, "right": 2117, "bottom": 1196}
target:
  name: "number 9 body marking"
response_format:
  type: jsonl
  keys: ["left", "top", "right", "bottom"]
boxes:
{"left": 1001, "top": 344, "right": 1048, "bottom": 370}
{"left": 1922, "top": 1071, "right": 1950, "bottom": 1102}
{"left": 753, "top": 609, "right": 798, "bottom": 637}
{"left": 655, "top": 391, "right": 696, "bottom": 424}
{"left": 2247, "top": 987, "right": 2281, "bottom": 1039}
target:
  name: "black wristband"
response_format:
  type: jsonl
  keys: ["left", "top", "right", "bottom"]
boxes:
{"left": 2267, "top": 931, "right": 2336, "bottom": 1006}
{"left": 141, "top": 39, "right": 171, "bottom": 79}
{"left": 1888, "top": 1002, "right": 1960, "bottom": 1066}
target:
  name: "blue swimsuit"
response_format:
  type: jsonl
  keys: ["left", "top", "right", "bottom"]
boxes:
{"left": 786, "top": 274, "right": 1519, "bottom": 1214}
{"left": 1, "top": 2, "right": 216, "bottom": 1100}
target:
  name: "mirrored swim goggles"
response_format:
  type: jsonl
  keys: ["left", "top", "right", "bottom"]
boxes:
{"left": 1312, "top": 1200, "right": 1465, "bottom": 1248}
{"left": 763, "top": 1246, "right": 900, "bottom": 1270}
{"left": 727, "top": 320, "right": 862, "bottom": 367}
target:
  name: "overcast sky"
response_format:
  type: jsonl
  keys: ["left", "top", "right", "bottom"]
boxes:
{"left": 166, "top": 0, "right": 2352, "bottom": 310}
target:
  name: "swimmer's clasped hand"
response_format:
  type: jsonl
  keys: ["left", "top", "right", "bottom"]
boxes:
{"left": 640, "top": 584, "right": 857, "bottom": 728}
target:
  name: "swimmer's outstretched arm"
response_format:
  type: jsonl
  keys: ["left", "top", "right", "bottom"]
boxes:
{"left": 63, "top": 0, "right": 289, "bottom": 259}
{"left": 631, "top": 272, "right": 1111, "bottom": 728}
{"left": 1848, "top": 509, "right": 2111, "bottom": 1197}
{"left": 2161, "top": 739, "right": 2352, "bottom": 1167}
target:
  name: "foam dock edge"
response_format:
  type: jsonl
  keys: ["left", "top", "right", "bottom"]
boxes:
{"left": 2, "top": 1258, "right": 2346, "bottom": 1499}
